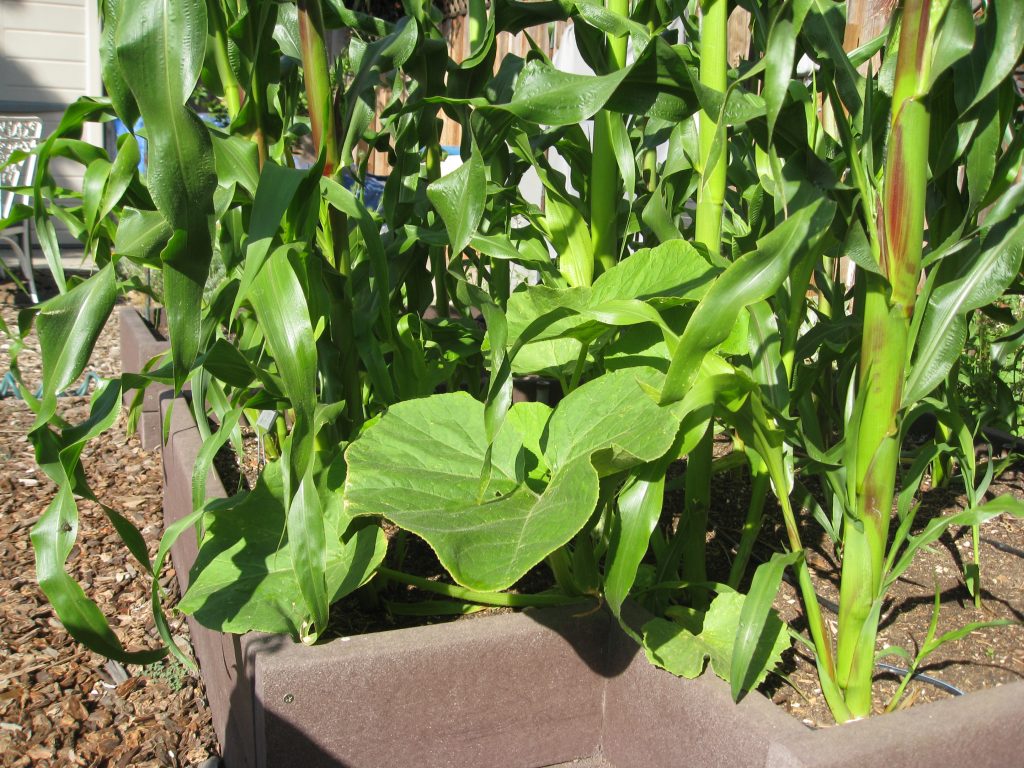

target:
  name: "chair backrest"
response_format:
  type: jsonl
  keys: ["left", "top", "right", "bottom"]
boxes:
{"left": 0, "top": 116, "right": 43, "bottom": 220}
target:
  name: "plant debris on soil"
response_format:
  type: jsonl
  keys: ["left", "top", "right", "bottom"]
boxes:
{"left": 0, "top": 278, "right": 218, "bottom": 767}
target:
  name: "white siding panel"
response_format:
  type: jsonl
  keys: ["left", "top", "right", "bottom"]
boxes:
{"left": 5, "top": 31, "right": 87, "bottom": 63}
{"left": 1, "top": 1, "right": 101, "bottom": 246}
{"left": 0, "top": 1, "right": 90, "bottom": 106}
{"left": 3, "top": 3, "right": 85, "bottom": 34}
{"left": 0, "top": 60, "right": 86, "bottom": 99}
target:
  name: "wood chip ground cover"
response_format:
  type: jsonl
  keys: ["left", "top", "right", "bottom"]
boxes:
{"left": 0, "top": 280, "right": 217, "bottom": 767}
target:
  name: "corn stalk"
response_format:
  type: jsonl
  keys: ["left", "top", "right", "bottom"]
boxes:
{"left": 836, "top": 0, "right": 934, "bottom": 718}
{"left": 589, "top": 0, "right": 630, "bottom": 282}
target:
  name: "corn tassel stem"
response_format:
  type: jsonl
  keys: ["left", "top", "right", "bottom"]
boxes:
{"left": 425, "top": 140, "right": 450, "bottom": 314}
{"left": 675, "top": 0, "right": 729, "bottom": 612}
{"left": 695, "top": 0, "right": 728, "bottom": 256}
{"left": 208, "top": 1, "right": 242, "bottom": 120}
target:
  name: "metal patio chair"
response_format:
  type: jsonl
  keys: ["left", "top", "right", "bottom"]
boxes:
{"left": 0, "top": 116, "right": 42, "bottom": 303}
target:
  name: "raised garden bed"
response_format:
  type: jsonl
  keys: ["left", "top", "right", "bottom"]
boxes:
{"left": 119, "top": 307, "right": 171, "bottom": 450}
{"left": 160, "top": 394, "right": 1024, "bottom": 768}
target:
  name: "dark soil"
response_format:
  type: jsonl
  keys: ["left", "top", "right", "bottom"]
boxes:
{"left": 0, "top": 278, "right": 218, "bottom": 767}
{"left": 700, "top": 432, "right": 1024, "bottom": 727}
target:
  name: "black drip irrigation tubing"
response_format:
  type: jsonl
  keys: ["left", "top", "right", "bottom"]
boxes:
{"left": 0, "top": 371, "right": 103, "bottom": 400}
{"left": 779, "top": 573, "right": 966, "bottom": 696}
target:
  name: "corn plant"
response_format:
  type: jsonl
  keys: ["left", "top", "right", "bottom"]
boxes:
{"left": 13, "top": 0, "right": 1024, "bottom": 719}
{"left": 744, "top": 0, "right": 1024, "bottom": 720}
{"left": 14, "top": 0, "right": 504, "bottom": 660}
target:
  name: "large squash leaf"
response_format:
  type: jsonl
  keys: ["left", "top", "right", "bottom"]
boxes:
{"left": 179, "top": 461, "right": 385, "bottom": 637}
{"left": 642, "top": 592, "right": 789, "bottom": 688}
{"left": 344, "top": 369, "right": 680, "bottom": 592}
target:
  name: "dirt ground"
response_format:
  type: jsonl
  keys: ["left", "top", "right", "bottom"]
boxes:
{"left": 700, "top": 437, "right": 1024, "bottom": 726}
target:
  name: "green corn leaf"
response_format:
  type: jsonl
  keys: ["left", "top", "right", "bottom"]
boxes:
{"left": 605, "top": 454, "right": 675, "bottom": 622}
{"left": 211, "top": 133, "right": 261, "bottom": 197}
{"left": 273, "top": 1, "right": 302, "bottom": 59}
{"left": 32, "top": 98, "right": 112, "bottom": 293}
{"left": 923, "top": 618, "right": 1016, "bottom": 658}
{"left": 730, "top": 550, "right": 802, "bottom": 700}
{"left": 885, "top": 495, "right": 1024, "bottom": 588}
{"left": 31, "top": 380, "right": 164, "bottom": 664}
{"left": 117, "top": 0, "right": 216, "bottom": 386}
{"left": 746, "top": 301, "right": 788, "bottom": 411}
{"left": 33, "top": 489, "right": 165, "bottom": 665}
{"left": 606, "top": 111, "right": 635, "bottom": 203}
{"left": 545, "top": 191, "right": 595, "bottom": 288}
{"left": 661, "top": 199, "right": 835, "bottom": 405}
{"left": 927, "top": 0, "right": 975, "bottom": 90}
{"left": 763, "top": 14, "right": 796, "bottom": 138}
{"left": 97, "top": 133, "right": 140, "bottom": 227}
{"left": 290, "top": 472, "right": 329, "bottom": 642}
{"left": 114, "top": 209, "right": 173, "bottom": 266}
{"left": 82, "top": 158, "right": 111, "bottom": 235}
{"left": 190, "top": 409, "right": 245, "bottom": 513}
{"left": 248, "top": 247, "right": 324, "bottom": 633}
{"left": 965, "top": 94, "right": 1002, "bottom": 214}
{"left": 249, "top": 247, "right": 317, "bottom": 446}
{"left": 966, "top": 0, "right": 1024, "bottom": 112}
{"left": 340, "top": 17, "right": 419, "bottom": 164}
{"left": 100, "top": 0, "right": 138, "bottom": 127}
{"left": 905, "top": 212, "right": 1024, "bottom": 406}
{"left": 33, "top": 264, "right": 117, "bottom": 427}
{"left": 426, "top": 140, "right": 487, "bottom": 254}
{"left": 321, "top": 0, "right": 394, "bottom": 36}
{"left": 232, "top": 162, "right": 310, "bottom": 316}
{"left": 794, "top": 0, "right": 862, "bottom": 118}
{"left": 570, "top": 0, "right": 650, "bottom": 52}
{"left": 202, "top": 338, "right": 264, "bottom": 389}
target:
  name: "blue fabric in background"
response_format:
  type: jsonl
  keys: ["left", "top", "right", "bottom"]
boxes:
{"left": 341, "top": 169, "right": 386, "bottom": 212}
{"left": 112, "top": 118, "right": 148, "bottom": 173}
{"left": 115, "top": 113, "right": 387, "bottom": 213}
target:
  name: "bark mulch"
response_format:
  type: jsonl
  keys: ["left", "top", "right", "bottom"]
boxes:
{"left": 0, "top": 279, "right": 218, "bottom": 768}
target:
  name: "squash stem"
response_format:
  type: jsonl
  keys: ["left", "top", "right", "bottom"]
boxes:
{"left": 377, "top": 567, "right": 586, "bottom": 607}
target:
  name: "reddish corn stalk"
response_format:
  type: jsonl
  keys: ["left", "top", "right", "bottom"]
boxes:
{"left": 298, "top": 0, "right": 339, "bottom": 176}
{"left": 836, "top": 0, "right": 933, "bottom": 719}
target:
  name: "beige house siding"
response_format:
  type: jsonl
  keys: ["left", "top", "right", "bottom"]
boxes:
{"left": 1, "top": 0, "right": 103, "bottom": 244}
